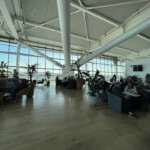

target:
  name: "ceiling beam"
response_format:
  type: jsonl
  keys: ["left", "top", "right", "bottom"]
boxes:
{"left": 124, "top": 47, "right": 150, "bottom": 59}
{"left": 0, "top": 0, "right": 19, "bottom": 39}
{"left": 137, "top": 34, "right": 150, "bottom": 42}
{"left": 83, "top": 12, "right": 90, "bottom": 46}
{"left": 77, "top": 18, "right": 150, "bottom": 66}
{"left": 83, "top": 0, "right": 150, "bottom": 9}
{"left": 88, "top": 3, "right": 150, "bottom": 52}
{"left": 71, "top": 1, "right": 118, "bottom": 27}
{"left": 21, "top": 35, "right": 85, "bottom": 51}
{"left": 19, "top": 9, "right": 80, "bottom": 34}
{"left": 14, "top": 16, "right": 95, "bottom": 42}
{"left": 116, "top": 46, "right": 138, "bottom": 53}
{"left": 0, "top": 34, "right": 85, "bottom": 52}
{"left": 104, "top": 52, "right": 125, "bottom": 58}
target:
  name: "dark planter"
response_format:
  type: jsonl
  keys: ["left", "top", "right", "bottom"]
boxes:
{"left": 27, "top": 84, "right": 34, "bottom": 98}
{"left": 76, "top": 79, "right": 85, "bottom": 90}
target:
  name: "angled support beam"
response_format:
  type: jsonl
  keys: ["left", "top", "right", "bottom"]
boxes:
{"left": 57, "top": 0, "right": 71, "bottom": 73}
{"left": 84, "top": 0, "right": 150, "bottom": 9}
{"left": 78, "top": 0, "right": 90, "bottom": 46}
{"left": 77, "top": 18, "right": 150, "bottom": 66}
{"left": 14, "top": 16, "right": 95, "bottom": 42}
{"left": 88, "top": 3, "right": 150, "bottom": 52}
{"left": 16, "top": 40, "right": 63, "bottom": 68}
{"left": 83, "top": 12, "right": 90, "bottom": 46}
{"left": 71, "top": 1, "right": 118, "bottom": 27}
{"left": 0, "top": 0, "right": 19, "bottom": 39}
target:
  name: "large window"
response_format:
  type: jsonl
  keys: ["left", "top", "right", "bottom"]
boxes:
{"left": 0, "top": 41, "right": 125, "bottom": 81}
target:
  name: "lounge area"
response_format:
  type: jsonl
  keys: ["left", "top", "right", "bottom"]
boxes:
{"left": 1, "top": 0, "right": 150, "bottom": 150}
{"left": 1, "top": 85, "right": 150, "bottom": 150}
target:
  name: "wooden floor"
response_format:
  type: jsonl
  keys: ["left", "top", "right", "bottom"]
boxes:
{"left": 0, "top": 84, "right": 150, "bottom": 150}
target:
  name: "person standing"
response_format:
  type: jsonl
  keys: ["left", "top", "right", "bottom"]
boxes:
{"left": 13, "top": 69, "right": 19, "bottom": 78}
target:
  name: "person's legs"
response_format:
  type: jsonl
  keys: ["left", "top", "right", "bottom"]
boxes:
{"left": 123, "top": 97, "right": 132, "bottom": 113}
{"left": 123, "top": 97, "right": 138, "bottom": 119}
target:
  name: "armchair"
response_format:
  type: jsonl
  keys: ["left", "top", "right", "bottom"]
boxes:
{"left": 107, "top": 90, "right": 123, "bottom": 113}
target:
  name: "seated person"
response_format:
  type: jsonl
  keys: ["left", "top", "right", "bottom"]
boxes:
{"left": 120, "top": 77, "right": 123, "bottom": 83}
{"left": 138, "top": 81, "right": 150, "bottom": 105}
{"left": 11, "top": 79, "right": 29, "bottom": 100}
{"left": 121, "top": 78, "right": 128, "bottom": 90}
{"left": 55, "top": 75, "right": 60, "bottom": 87}
{"left": 112, "top": 74, "right": 117, "bottom": 84}
{"left": 99, "top": 77, "right": 110, "bottom": 90}
{"left": 144, "top": 80, "right": 150, "bottom": 89}
{"left": 66, "top": 76, "right": 76, "bottom": 89}
{"left": 124, "top": 82, "right": 138, "bottom": 94}
{"left": 61, "top": 77, "right": 68, "bottom": 88}
{"left": 112, "top": 82, "right": 138, "bottom": 119}
{"left": 137, "top": 78, "right": 143, "bottom": 86}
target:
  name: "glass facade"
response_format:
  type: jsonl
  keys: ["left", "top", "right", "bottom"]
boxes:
{"left": 0, "top": 41, "right": 125, "bottom": 81}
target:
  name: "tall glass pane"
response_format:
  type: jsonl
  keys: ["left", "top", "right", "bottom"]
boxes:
{"left": 20, "top": 55, "right": 29, "bottom": 67}
{"left": 9, "top": 54, "right": 16, "bottom": 66}
{"left": 0, "top": 53, "right": 8, "bottom": 62}
{"left": 0, "top": 43, "right": 8, "bottom": 52}
{"left": 10, "top": 45, "right": 17, "bottom": 53}
{"left": 20, "top": 47, "right": 29, "bottom": 54}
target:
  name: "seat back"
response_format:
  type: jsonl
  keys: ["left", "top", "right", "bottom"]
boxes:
{"left": 107, "top": 90, "right": 123, "bottom": 113}
{"left": 16, "top": 86, "right": 30, "bottom": 97}
{"left": 0, "top": 91, "right": 4, "bottom": 102}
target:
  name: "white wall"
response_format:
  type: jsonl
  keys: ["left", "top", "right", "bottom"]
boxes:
{"left": 125, "top": 58, "right": 150, "bottom": 82}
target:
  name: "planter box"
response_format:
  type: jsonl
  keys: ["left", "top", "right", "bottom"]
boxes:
{"left": 88, "top": 95, "right": 98, "bottom": 105}
{"left": 76, "top": 79, "right": 85, "bottom": 90}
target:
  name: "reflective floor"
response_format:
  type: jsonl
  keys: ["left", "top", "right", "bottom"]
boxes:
{"left": 0, "top": 84, "right": 150, "bottom": 150}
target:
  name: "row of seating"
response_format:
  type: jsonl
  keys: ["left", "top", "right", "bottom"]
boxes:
{"left": 99, "top": 89, "right": 149, "bottom": 113}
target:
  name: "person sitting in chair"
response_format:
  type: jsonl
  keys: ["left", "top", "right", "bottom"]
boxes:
{"left": 124, "top": 82, "right": 138, "bottom": 94}
{"left": 112, "top": 82, "right": 138, "bottom": 119}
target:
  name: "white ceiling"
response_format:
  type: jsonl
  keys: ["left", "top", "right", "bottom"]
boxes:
{"left": 0, "top": 0, "right": 150, "bottom": 61}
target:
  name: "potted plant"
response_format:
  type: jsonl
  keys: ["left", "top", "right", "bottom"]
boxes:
{"left": 27, "top": 64, "right": 37, "bottom": 98}
{"left": 45, "top": 71, "right": 51, "bottom": 86}
{"left": 127, "top": 75, "right": 138, "bottom": 85}
{"left": 72, "top": 61, "right": 85, "bottom": 90}
{"left": 27, "top": 64, "right": 37, "bottom": 84}
{"left": 83, "top": 70, "right": 104, "bottom": 105}
{"left": 83, "top": 70, "right": 103, "bottom": 96}
{"left": 0, "top": 61, "right": 9, "bottom": 78}
{"left": 145, "top": 74, "right": 150, "bottom": 84}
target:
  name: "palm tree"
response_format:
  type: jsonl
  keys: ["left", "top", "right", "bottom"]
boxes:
{"left": 45, "top": 71, "right": 51, "bottom": 86}
{"left": 27, "top": 64, "right": 37, "bottom": 83}
{"left": 0, "top": 61, "right": 8, "bottom": 77}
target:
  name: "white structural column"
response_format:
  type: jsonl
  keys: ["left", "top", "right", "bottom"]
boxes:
{"left": 57, "top": 0, "right": 71, "bottom": 75}
{"left": 16, "top": 44, "right": 21, "bottom": 72}
{"left": 78, "top": 18, "right": 150, "bottom": 66}
{"left": 16, "top": 40, "right": 63, "bottom": 68}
